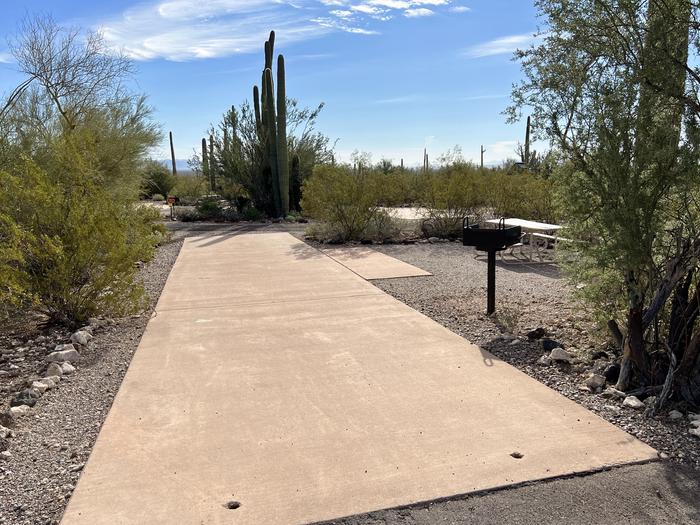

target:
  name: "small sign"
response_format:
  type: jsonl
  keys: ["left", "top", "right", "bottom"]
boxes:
{"left": 166, "top": 196, "right": 178, "bottom": 206}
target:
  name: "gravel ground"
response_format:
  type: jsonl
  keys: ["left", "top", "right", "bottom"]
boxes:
{"left": 356, "top": 240, "right": 700, "bottom": 469}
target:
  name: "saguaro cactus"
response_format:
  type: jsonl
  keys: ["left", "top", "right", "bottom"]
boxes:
{"left": 201, "top": 138, "right": 210, "bottom": 192}
{"left": 276, "top": 54, "right": 289, "bottom": 216}
{"left": 523, "top": 116, "right": 531, "bottom": 165}
{"left": 169, "top": 131, "right": 177, "bottom": 176}
{"left": 209, "top": 134, "right": 215, "bottom": 191}
{"left": 253, "top": 30, "right": 291, "bottom": 217}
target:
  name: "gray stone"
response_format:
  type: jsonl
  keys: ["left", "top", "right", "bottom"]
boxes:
{"left": 688, "top": 413, "right": 700, "bottom": 421}
{"left": 0, "top": 425, "right": 12, "bottom": 439}
{"left": 46, "top": 362, "right": 64, "bottom": 377}
{"left": 549, "top": 347, "right": 572, "bottom": 363}
{"left": 537, "top": 355, "right": 552, "bottom": 366}
{"left": 602, "top": 387, "right": 626, "bottom": 399}
{"left": 31, "top": 380, "right": 49, "bottom": 394}
{"left": 668, "top": 410, "right": 684, "bottom": 421}
{"left": 690, "top": 427, "right": 700, "bottom": 439}
{"left": 61, "top": 362, "right": 76, "bottom": 374}
{"left": 40, "top": 376, "right": 60, "bottom": 388}
{"left": 623, "top": 396, "right": 645, "bottom": 410}
{"left": 0, "top": 450, "right": 11, "bottom": 461}
{"left": 70, "top": 330, "right": 93, "bottom": 347}
{"left": 46, "top": 345, "right": 80, "bottom": 363}
{"left": 690, "top": 419, "right": 700, "bottom": 429}
{"left": 9, "top": 405, "right": 30, "bottom": 417}
{"left": 585, "top": 373, "right": 606, "bottom": 392}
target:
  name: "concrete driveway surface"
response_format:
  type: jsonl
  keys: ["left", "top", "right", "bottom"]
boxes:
{"left": 60, "top": 232, "right": 657, "bottom": 525}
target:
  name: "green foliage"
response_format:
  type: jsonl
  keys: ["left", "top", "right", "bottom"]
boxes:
{"left": 301, "top": 164, "right": 383, "bottom": 241}
{"left": 141, "top": 159, "right": 176, "bottom": 198}
{"left": 172, "top": 173, "right": 207, "bottom": 205}
{"left": 0, "top": 150, "right": 162, "bottom": 325}
{"left": 0, "top": 16, "right": 162, "bottom": 326}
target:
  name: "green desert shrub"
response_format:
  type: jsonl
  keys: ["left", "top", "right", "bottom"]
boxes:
{"left": 141, "top": 160, "right": 175, "bottom": 198}
{"left": 0, "top": 149, "right": 163, "bottom": 325}
{"left": 172, "top": 173, "right": 207, "bottom": 205}
{"left": 301, "top": 164, "right": 385, "bottom": 241}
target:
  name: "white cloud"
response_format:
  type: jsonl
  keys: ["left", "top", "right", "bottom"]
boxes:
{"left": 449, "top": 5, "right": 470, "bottom": 13}
{"left": 369, "top": 0, "right": 410, "bottom": 8}
{"left": 0, "top": 52, "right": 12, "bottom": 63}
{"left": 351, "top": 3, "right": 385, "bottom": 14}
{"left": 330, "top": 9, "right": 354, "bottom": 17}
{"left": 97, "top": 0, "right": 456, "bottom": 61}
{"left": 404, "top": 7, "right": 433, "bottom": 17}
{"left": 464, "top": 33, "right": 539, "bottom": 59}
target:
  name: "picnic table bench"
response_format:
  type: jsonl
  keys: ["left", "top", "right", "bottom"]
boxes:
{"left": 485, "top": 218, "right": 564, "bottom": 262}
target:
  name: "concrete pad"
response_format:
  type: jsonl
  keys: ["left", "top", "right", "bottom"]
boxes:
{"left": 61, "top": 232, "right": 656, "bottom": 525}
{"left": 322, "top": 246, "right": 431, "bottom": 280}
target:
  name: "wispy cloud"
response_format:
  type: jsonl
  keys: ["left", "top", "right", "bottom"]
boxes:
{"left": 449, "top": 5, "right": 470, "bottom": 12}
{"left": 373, "top": 94, "right": 420, "bottom": 104}
{"left": 404, "top": 7, "right": 433, "bottom": 17}
{"left": 98, "top": 0, "right": 455, "bottom": 60}
{"left": 463, "top": 32, "right": 539, "bottom": 59}
{"left": 0, "top": 52, "right": 12, "bottom": 63}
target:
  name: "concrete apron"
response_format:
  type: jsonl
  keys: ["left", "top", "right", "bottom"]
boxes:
{"left": 61, "top": 232, "right": 657, "bottom": 525}
{"left": 321, "top": 246, "right": 432, "bottom": 280}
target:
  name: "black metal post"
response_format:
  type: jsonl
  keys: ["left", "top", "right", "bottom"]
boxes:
{"left": 487, "top": 250, "right": 496, "bottom": 314}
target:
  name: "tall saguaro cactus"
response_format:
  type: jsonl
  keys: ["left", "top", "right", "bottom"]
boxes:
{"left": 254, "top": 30, "right": 290, "bottom": 217}
{"left": 169, "top": 131, "right": 177, "bottom": 176}
{"left": 276, "top": 54, "right": 289, "bottom": 215}
{"left": 523, "top": 115, "right": 531, "bottom": 165}
{"left": 201, "top": 137, "right": 210, "bottom": 192}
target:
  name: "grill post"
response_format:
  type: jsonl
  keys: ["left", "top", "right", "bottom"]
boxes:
{"left": 487, "top": 250, "right": 496, "bottom": 315}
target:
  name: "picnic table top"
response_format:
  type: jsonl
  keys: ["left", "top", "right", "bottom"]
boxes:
{"left": 486, "top": 218, "right": 562, "bottom": 232}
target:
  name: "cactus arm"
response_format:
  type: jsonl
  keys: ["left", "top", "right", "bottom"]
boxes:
{"left": 264, "top": 68, "right": 281, "bottom": 216}
{"left": 276, "top": 54, "right": 289, "bottom": 216}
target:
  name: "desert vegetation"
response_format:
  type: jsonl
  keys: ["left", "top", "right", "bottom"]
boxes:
{"left": 0, "top": 16, "right": 163, "bottom": 326}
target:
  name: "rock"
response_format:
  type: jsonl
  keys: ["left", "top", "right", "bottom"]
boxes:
{"left": 0, "top": 437, "right": 8, "bottom": 452}
{"left": 9, "top": 405, "right": 30, "bottom": 417}
{"left": 537, "top": 355, "right": 552, "bottom": 366}
{"left": 591, "top": 350, "right": 610, "bottom": 360}
{"left": 40, "top": 376, "right": 60, "bottom": 389}
{"left": 31, "top": 380, "right": 49, "bottom": 394}
{"left": 644, "top": 396, "right": 657, "bottom": 407}
{"left": 46, "top": 362, "right": 64, "bottom": 377}
{"left": 70, "top": 330, "right": 93, "bottom": 347}
{"left": 0, "top": 411, "right": 15, "bottom": 428}
{"left": 549, "top": 347, "right": 572, "bottom": 363}
{"left": 688, "top": 413, "right": 700, "bottom": 421}
{"left": 604, "top": 363, "right": 621, "bottom": 384}
{"left": 0, "top": 425, "right": 12, "bottom": 439}
{"left": 585, "top": 374, "right": 606, "bottom": 392}
{"left": 0, "top": 450, "right": 11, "bottom": 461}
{"left": 527, "top": 327, "right": 546, "bottom": 340}
{"left": 10, "top": 388, "right": 41, "bottom": 407}
{"left": 61, "top": 362, "right": 76, "bottom": 374}
{"left": 542, "top": 338, "right": 564, "bottom": 352}
{"left": 690, "top": 419, "right": 700, "bottom": 428}
{"left": 46, "top": 345, "right": 80, "bottom": 363}
{"left": 623, "top": 396, "right": 645, "bottom": 410}
{"left": 690, "top": 427, "right": 700, "bottom": 439}
{"left": 602, "top": 387, "right": 626, "bottom": 399}
{"left": 428, "top": 236, "right": 440, "bottom": 244}
{"left": 669, "top": 410, "right": 684, "bottom": 421}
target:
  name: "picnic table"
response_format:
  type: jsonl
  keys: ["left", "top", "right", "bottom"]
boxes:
{"left": 485, "top": 218, "right": 563, "bottom": 262}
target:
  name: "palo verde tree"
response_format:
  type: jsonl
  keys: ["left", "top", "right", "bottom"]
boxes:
{"left": 0, "top": 15, "right": 161, "bottom": 325}
{"left": 509, "top": 0, "right": 700, "bottom": 407}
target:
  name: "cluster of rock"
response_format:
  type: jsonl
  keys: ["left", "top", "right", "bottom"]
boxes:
{"left": 1, "top": 325, "right": 96, "bottom": 462}
{"left": 526, "top": 325, "right": 700, "bottom": 441}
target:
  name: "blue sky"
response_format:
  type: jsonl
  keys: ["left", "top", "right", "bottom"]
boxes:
{"left": 0, "top": 0, "right": 539, "bottom": 168}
